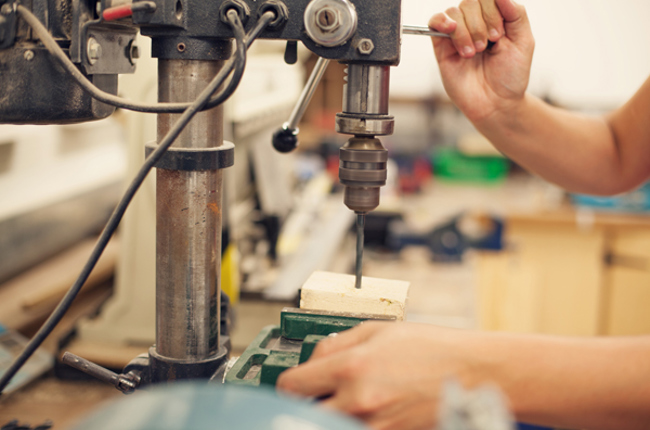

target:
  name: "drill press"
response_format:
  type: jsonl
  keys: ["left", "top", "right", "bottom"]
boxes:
{"left": 228, "top": 3, "right": 404, "bottom": 389}
{"left": 0, "top": 0, "right": 405, "bottom": 393}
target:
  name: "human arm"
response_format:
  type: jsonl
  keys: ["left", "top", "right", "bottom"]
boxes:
{"left": 429, "top": 0, "right": 650, "bottom": 195}
{"left": 276, "top": 322, "right": 650, "bottom": 430}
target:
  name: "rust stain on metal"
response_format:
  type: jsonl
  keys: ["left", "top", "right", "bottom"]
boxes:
{"left": 207, "top": 202, "right": 221, "bottom": 215}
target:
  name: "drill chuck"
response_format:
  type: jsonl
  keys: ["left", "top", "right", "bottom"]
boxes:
{"left": 339, "top": 137, "right": 388, "bottom": 213}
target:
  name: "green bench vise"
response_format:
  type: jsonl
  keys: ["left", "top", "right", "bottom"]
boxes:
{"left": 225, "top": 307, "right": 395, "bottom": 386}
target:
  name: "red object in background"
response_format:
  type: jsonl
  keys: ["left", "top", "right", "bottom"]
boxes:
{"left": 312, "top": 109, "right": 339, "bottom": 132}
{"left": 398, "top": 156, "right": 432, "bottom": 194}
{"left": 102, "top": 4, "right": 133, "bottom": 21}
{"left": 325, "top": 154, "right": 340, "bottom": 182}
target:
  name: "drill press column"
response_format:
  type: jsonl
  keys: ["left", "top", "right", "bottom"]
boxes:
{"left": 155, "top": 59, "right": 224, "bottom": 367}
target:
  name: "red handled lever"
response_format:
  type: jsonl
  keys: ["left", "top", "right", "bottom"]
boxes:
{"left": 102, "top": 1, "right": 156, "bottom": 21}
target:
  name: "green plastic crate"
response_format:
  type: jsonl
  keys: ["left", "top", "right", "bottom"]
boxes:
{"left": 432, "top": 148, "right": 509, "bottom": 183}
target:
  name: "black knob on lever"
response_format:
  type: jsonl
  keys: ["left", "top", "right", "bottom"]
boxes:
{"left": 272, "top": 57, "right": 330, "bottom": 154}
{"left": 272, "top": 124, "right": 299, "bottom": 153}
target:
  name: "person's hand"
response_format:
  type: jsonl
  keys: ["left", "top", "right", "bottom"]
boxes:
{"left": 429, "top": 0, "right": 534, "bottom": 124}
{"left": 276, "top": 322, "right": 489, "bottom": 430}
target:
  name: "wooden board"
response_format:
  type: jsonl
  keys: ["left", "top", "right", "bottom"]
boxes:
{"left": 0, "top": 238, "right": 118, "bottom": 333}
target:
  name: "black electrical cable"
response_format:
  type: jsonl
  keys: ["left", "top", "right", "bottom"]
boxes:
{"left": 205, "top": 11, "right": 276, "bottom": 108}
{"left": 16, "top": 6, "right": 276, "bottom": 114}
{"left": 0, "top": 8, "right": 255, "bottom": 395}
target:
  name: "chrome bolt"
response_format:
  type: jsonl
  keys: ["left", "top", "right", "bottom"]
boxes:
{"left": 304, "top": 0, "right": 357, "bottom": 48}
{"left": 316, "top": 6, "right": 339, "bottom": 31}
{"left": 357, "top": 38, "right": 374, "bottom": 55}
{"left": 23, "top": 50, "right": 34, "bottom": 61}
{"left": 87, "top": 37, "right": 102, "bottom": 65}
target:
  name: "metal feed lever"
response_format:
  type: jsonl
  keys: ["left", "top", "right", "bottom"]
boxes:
{"left": 272, "top": 56, "right": 330, "bottom": 153}
{"left": 402, "top": 25, "right": 451, "bottom": 38}
{"left": 403, "top": 24, "right": 496, "bottom": 48}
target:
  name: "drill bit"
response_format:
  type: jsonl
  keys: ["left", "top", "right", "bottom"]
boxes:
{"left": 355, "top": 212, "right": 365, "bottom": 289}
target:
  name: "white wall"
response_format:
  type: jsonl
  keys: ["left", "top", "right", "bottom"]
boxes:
{"left": 393, "top": 0, "right": 650, "bottom": 109}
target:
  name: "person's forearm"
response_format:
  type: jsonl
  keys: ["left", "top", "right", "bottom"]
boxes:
{"left": 479, "top": 334, "right": 650, "bottom": 429}
{"left": 474, "top": 93, "right": 637, "bottom": 195}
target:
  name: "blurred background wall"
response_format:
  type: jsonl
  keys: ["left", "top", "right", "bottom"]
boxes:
{"left": 396, "top": 0, "right": 650, "bottom": 109}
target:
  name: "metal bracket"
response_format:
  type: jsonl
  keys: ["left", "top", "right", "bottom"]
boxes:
{"left": 69, "top": 0, "right": 139, "bottom": 74}
{"left": 84, "top": 25, "right": 138, "bottom": 74}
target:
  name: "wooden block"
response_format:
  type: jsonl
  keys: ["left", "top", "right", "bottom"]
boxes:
{"left": 300, "top": 271, "right": 410, "bottom": 321}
